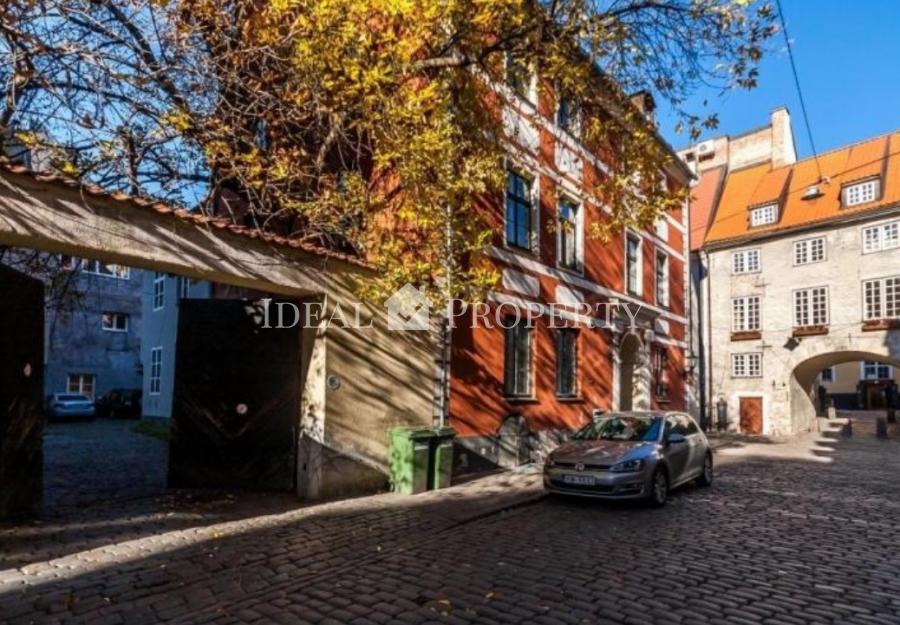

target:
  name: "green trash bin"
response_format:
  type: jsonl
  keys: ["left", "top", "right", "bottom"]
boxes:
{"left": 387, "top": 426, "right": 433, "bottom": 494}
{"left": 430, "top": 426, "right": 456, "bottom": 490}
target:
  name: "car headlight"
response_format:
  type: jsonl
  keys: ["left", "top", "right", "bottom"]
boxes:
{"left": 610, "top": 458, "right": 645, "bottom": 473}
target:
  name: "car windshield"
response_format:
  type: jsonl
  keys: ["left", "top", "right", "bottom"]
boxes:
{"left": 573, "top": 416, "right": 662, "bottom": 442}
{"left": 57, "top": 394, "right": 89, "bottom": 402}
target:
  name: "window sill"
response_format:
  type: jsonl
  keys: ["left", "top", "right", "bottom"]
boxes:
{"left": 731, "top": 330, "right": 761, "bottom": 341}
{"left": 655, "top": 396, "right": 671, "bottom": 404}
{"left": 504, "top": 396, "right": 539, "bottom": 404}
{"left": 792, "top": 325, "right": 829, "bottom": 337}
{"left": 556, "top": 263, "right": 584, "bottom": 278}
{"left": 862, "top": 319, "right": 900, "bottom": 331}
{"left": 555, "top": 395, "right": 584, "bottom": 403}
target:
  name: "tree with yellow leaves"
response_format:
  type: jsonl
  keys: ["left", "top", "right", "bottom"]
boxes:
{"left": 1, "top": 0, "right": 775, "bottom": 302}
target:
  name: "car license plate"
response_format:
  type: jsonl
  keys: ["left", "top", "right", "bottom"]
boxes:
{"left": 562, "top": 474, "right": 595, "bottom": 486}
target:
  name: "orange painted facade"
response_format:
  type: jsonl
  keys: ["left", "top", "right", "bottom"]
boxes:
{"left": 448, "top": 86, "right": 691, "bottom": 443}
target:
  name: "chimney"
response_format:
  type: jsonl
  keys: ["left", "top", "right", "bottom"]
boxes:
{"left": 629, "top": 91, "right": 657, "bottom": 125}
{"left": 770, "top": 106, "right": 797, "bottom": 167}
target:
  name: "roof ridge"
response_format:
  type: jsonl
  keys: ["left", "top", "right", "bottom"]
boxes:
{"left": 764, "top": 128, "right": 900, "bottom": 174}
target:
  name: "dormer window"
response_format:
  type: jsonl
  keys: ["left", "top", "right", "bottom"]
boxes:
{"left": 843, "top": 178, "right": 880, "bottom": 207}
{"left": 749, "top": 203, "right": 778, "bottom": 227}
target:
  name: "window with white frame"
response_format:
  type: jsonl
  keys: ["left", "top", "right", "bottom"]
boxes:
{"left": 101, "top": 312, "right": 129, "bottom": 332}
{"left": 506, "top": 53, "right": 534, "bottom": 102}
{"left": 506, "top": 170, "right": 534, "bottom": 250}
{"left": 862, "top": 220, "right": 900, "bottom": 253}
{"left": 654, "top": 218, "right": 669, "bottom": 240}
{"left": 862, "top": 361, "right": 891, "bottom": 380}
{"left": 557, "top": 197, "right": 579, "bottom": 270}
{"left": 556, "top": 95, "right": 578, "bottom": 134}
{"left": 820, "top": 367, "right": 835, "bottom": 383}
{"left": 67, "top": 373, "right": 96, "bottom": 398}
{"left": 655, "top": 251, "right": 670, "bottom": 307}
{"left": 732, "top": 296, "right": 761, "bottom": 332}
{"left": 749, "top": 203, "right": 778, "bottom": 227}
{"left": 555, "top": 329, "right": 578, "bottom": 397}
{"left": 149, "top": 347, "right": 163, "bottom": 395}
{"left": 793, "top": 286, "right": 829, "bottom": 327}
{"left": 152, "top": 272, "right": 165, "bottom": 310}
{"left": 732, "top": 249, "right": 761, "bottom": 274}
{"left": 503, "top": 319, "right": 533, "bottom": 397}
{"left": 731, "top": 353, "right": 762, "bottom": 378}
{"left": 626, "top": 234, "right": 642, "bottom": 295}
{"left": 81, "top": 259, "right": 130, "bottom": 279}
{"left": 177, "top": 276, "right": 192, "bottom": 299}
{"left": 793, "top": 237, "right": 826, "bottom": 265}
{"left": 843, "top": 179, "right": 880, "bottom": 207}
{"left": 863, "top": 275, "right": 900, "bottom": 320}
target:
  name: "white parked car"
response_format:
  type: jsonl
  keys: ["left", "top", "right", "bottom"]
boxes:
{"left": 46, "top": 393, "right": 96, "bottom": 420}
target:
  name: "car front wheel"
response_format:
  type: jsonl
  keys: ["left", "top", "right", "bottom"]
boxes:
{"left": 697, "top": 452, "right": 713, "bottom": 487}
{"left": 648, "top": 468, "right": 668, "bottom": 508}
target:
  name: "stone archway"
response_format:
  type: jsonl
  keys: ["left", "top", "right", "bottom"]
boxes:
{"left": 618, "top": 333, "right": 649, "bottom": 411}
{"left": 788, "top": 350, "right": 900, "bottom": 435}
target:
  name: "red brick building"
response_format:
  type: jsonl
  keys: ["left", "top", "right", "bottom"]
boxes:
{"left": 448, "top": 75, "right": 693, "bottom": 470}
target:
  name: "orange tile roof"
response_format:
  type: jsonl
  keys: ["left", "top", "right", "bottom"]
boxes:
{"left": 688, "top": 167, "right": 724, "bottom": 251}
{"left": 705, "top": 131, "right": 900, "bottom": 245}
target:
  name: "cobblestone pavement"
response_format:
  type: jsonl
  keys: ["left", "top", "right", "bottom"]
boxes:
{"left": 42, "top": 419, "right": 169, "bottom": 513}
{"left": 3, "top": 413, "right": 900, "bottom": 624}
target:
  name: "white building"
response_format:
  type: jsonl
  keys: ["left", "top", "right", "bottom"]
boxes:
{"left": 685, "top": 110, "right": 900, "bottom": 435}
{"left": 140, "top": 274, "right": 212, "bottom": 419}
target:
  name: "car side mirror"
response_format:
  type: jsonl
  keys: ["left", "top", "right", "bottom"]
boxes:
{"left": 666, "top": 432, "right": 687, "bottom": 445}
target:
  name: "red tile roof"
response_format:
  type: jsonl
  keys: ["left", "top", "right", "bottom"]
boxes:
{"left": 705, "top": 131, "right": 900, "bottom": 245}
{"left": 0, "top": 157, "right": 368, "bottom": 267}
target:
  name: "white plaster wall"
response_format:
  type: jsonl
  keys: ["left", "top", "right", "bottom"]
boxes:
{"left": 707, "top": 211, "right": 900, "bottom": 435}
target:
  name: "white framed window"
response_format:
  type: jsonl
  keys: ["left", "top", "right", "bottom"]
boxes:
{"left": 862, "top": 220, "right": 900, "bottom": 254}
{"left": 793, "top": 237, "right": 826, "bottom": 265}
{"left": 732, "top": 296, "right": 761, "bottom": 332}
{"left": 505, "top": 52, "right": 535, "bottom": 104}
{"left": 843, "top": 179, "right": 880, "bottom": 207}
{"left": 556, "top": 95, "right": 579, "bottom": 134}
{"left": 655, "top": 251, "right": 670, "bottom": 307}
{"left": 749, "top": 203, "right": 778, "bottom": 227}
{"left": 503, "top": 319, "right": 533, "bottom": 397}
{"left": 793, "top": 286, "right": 829, "bottom": 327}
{"left": 557, "top": 197, "right": 581, "bottom": 271}
{"left": 626, "top": 234, "right": 642, "bottom": 295}
{"left": 863, "top": 276, "right": 900, "bottom": 320}
{"left": 506, "top": 169, "right": 535, "bottom": 251}
{"left": 654, "top": 218, "right": 669, "bottom": 241}
{"left": 862, "top": 361, "right": 891, "bottom": 380}
{"left": 66, "top": 373, "right": 96, "bottom": 398}
{"left": 101, "top": 312, "right": 129, "bottom": 332}
{"left": 149, "top": 347, "right": 163, "bottom": 395}
{"left": 731, "top": 353, "right": 762, "bottom": 378}
{"left": 732, "top": 249, "right": 761, "bottom": 274}
{"left": 152, "top": 272, "right": 165, "bottom": 310}
{"left": 177, "top": 276, "right": 192, "bottom": 299}
{"left": 80, "top": 259, "right": 130, "bottom": 279}
{"left": 820, "top": 367, "right": 835, "bottom": 383}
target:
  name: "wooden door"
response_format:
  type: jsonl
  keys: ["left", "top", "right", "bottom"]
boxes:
{"left": 168, "top": 299, "right": 300, "bottom": 491}
{"left": 739, "top": 397, "right": 763, "bottom": 435}
{"left": 0, "top": 265, "right": 45, "bottom": 520}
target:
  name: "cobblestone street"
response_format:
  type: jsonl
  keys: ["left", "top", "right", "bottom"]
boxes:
{"left": 3, "top": 414, "right": 900, "bottom": 624}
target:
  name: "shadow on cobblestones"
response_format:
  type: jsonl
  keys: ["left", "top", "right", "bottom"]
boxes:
{"left": 3, "top": 415, "right": 900, "bottom": 625}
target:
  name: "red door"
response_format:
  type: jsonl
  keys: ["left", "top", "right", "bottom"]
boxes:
{"left": 739, "top": 397, "right": 763, "bottom": 434}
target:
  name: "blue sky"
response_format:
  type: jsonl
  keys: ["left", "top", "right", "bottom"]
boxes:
{"left": 657, "top": 0, "right": 900, "bottom": 158}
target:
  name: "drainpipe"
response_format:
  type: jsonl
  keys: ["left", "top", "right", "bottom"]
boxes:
{"left": 702, "top": 248, "right": 713, "bottom": 431}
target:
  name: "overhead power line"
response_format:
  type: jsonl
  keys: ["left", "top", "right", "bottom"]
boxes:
{"left": 775, "top": 0, "right": 823, "bottom": 182}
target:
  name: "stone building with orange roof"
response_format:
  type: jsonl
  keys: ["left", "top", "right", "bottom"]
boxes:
{"left": 682, "top": 109, "right": 900, "bottom": 435}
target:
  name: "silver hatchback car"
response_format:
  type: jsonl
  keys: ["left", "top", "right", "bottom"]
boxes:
{"left": 543, "top": 411, "right": 712, "bottom": 507}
